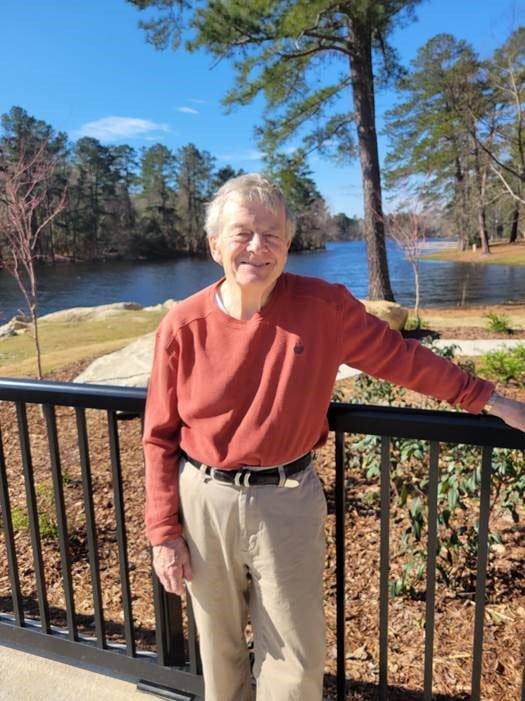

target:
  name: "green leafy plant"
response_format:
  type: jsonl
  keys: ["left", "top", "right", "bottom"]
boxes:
{"left": 7, "top": 501, "right": 58, "bottom": 540}
{"left": 404, "top": 316, "right": 428, "bottom": 331}
{"left": 4, "top": 482, "right": 59, "bottom": 540}
{"left": 10, "top": 505, "right": 30, "bottom": 533}
{"left": 477, "top": 344, "right": 525, "bottom": 385}
{"left": 35, "top": 482, "right": 59, "bottom": 539}
{"left": 346, "top": 340, "right": 524, "bottom": 598}
{"left": 484, "top": 312, "right": 514, "bottom": 335}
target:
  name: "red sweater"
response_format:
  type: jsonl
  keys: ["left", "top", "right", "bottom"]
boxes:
{"left": 143, "top": 273, "right": 494, "bottom": 544}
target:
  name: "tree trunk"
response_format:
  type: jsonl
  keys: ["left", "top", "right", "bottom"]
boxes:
{"left": 453, "top": 157, "right": 469, "bottom": 251}
{"left": 348, "top": 20, "right": 394, "bottom": 301}
{"left": 477, "top": 206, "right": 490, "bottom": 254}
{"left": 509, "top": 202, "right": 520, "bottom": 243}
{"left": 473, "top": 141, "right": 490, "bottom": 254}
{"left": 412, "top": 259, "right": 421, "bottom": 328}
{"left": 31, "top": 306, "right": 43, "bottom": 380}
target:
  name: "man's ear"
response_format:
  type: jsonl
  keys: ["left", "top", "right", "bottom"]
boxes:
{"left": 208, "top": 235, "right": 222, "bottom": 264}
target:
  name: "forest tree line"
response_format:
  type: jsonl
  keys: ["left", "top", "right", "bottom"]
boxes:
{"left": 0, "top": 106, "right": 362, "bottom": 265}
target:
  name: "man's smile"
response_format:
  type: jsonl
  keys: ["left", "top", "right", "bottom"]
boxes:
{"left": 239, "top": 261, "right": 270, "bottom": 267}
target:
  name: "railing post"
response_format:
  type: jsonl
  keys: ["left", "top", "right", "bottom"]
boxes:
{"left": 379, "top": 436, "right": 391, "bottom": 701}
{"left": 471, "top": 446, "right": 493, "bottom": 701}
{"left": 152, "top": 571, "right": 186, "bottom": 667}
{"left": 335, "top": 431, "right": 346, "bottom": 701}
{"left": 423, "top": 441, "right": 440, "bottom": 699}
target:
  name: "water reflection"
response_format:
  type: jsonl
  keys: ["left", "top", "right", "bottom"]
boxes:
{"left": 1, "top": 241, "right": 524, "bottom": 320}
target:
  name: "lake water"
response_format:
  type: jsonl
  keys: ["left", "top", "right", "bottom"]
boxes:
{"left": 1, "top": 240, "right": 524, "bottom": 320}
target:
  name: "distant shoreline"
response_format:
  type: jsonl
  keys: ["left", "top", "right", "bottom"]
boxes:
{"left": 420, "top": 240, "right": 525, "bottom": 266}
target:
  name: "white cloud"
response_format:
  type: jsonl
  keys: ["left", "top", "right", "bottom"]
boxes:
{"left": 217, "top": 149, "right": 264, "bottom": 162}
{"left": 188, "top": 98, "right": 208, "bottom": 105}
{"left": 177, "top": 106, "right": 199, "bottom": 114}
{"left": 74, "top": 116, "right": 169, "bottom": 141}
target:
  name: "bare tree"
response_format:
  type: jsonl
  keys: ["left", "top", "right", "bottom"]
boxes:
{"left": 0, "top": 141, "right": 67, "bottom": 378}
{"left": 387, "top": 207, "right": 427, "bottom": 325}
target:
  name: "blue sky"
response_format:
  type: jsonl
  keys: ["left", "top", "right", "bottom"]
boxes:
{"left": 1, "top": 0, "right": 523, "bottom": 216}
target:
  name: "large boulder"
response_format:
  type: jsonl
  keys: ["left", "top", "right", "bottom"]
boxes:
{"left": 0, "top": 315, "right": 32, "bottom": 339}
{"left": 74, "top": 333, "right": 156, "bottom": 387}
{"left": 361, "top": 300, "right": 408, "bottom": 331}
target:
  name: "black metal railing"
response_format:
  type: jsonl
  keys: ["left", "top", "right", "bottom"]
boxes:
{"left": 329, "top": 403, "right": 525, "bottom": 701}
{"left": 0, "top": 377, "right": 524, "bottom": 701}
{"left": 0, "top": 378, "right": 202, "bottom": 701}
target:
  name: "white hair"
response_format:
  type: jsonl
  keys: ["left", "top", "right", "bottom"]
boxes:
{"left": 205, "top": 173, "right": 296, "bottom": 241}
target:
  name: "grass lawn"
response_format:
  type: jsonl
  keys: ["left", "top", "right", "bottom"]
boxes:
{"left": 0, "top": 309, "right": 164, "bottom": 377}
{"left": 421, "top": 240, "right": 525, "bottom": 266}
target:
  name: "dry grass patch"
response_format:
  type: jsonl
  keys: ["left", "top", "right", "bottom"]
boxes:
{"left": 422, "top": 240, "right": 525, "bottom": 266}
{"left": 0, "top": 310, "right": 164, "bottom": 377}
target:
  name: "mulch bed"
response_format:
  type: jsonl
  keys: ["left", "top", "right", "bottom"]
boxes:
{"left": 0, "top": 357, "right": 523, "bottom": 700}
{"left": 403, "top": 327, "right": 525, "bottom": 341}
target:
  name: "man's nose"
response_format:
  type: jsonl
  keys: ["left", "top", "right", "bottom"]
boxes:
{"left": 247, "top": 232, "right": 267, "bottom": 251}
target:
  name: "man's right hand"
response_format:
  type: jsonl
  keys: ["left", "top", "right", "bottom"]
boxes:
{"left": 152, "top": 536, "right": 193, "bottom": 596}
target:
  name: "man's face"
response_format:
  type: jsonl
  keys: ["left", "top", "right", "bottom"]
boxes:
{"left": 208, "top": 196, "right": 291, "bottom": 293}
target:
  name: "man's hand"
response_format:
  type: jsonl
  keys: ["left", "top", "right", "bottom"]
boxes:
{"left": 152, "top": 536, "right": 193, "bottom": 595}
{"left": 489, "top": 394, "right": 525, "bottom": 432}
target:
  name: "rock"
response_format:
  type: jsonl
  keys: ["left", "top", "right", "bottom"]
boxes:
{"left": 40, "top": 302, "right": 144, "bottom": 323}
{"left": 0, "top": 315, "right": 32, "bottom": 339}
{"left": 362, "top": 300, "right": 408, "bottom": 330}
{"left": 0, "top": 322, "right": 17, "bottom": 338}
{"left": 143, "top": 299, "right": 178, "bottom": 312}
{"left": 74, "top": 333, "right": 155, "bottom": 387}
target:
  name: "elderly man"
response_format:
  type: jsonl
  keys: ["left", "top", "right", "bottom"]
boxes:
{"left": 143, "top": 173, "right": 524, "bottom": 701}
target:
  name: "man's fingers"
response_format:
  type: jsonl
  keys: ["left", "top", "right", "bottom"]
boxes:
{"left": 152, "top": 537, "right": 192, "bottom": 595}
{"left": 183, "top": 558, "right": 193, "bottom": 582}
{"left": 178, "top": 548, "right": 193, "bottom": 582}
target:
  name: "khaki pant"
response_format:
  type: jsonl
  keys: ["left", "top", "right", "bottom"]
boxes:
{"left": 179, "top": 458, "right": 327, "bottom": 701}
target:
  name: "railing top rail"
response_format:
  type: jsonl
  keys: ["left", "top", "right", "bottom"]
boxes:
{"left": 1, "top": 377, "right": 524, "bottom": 449}
{"left": 0, "top": 377, "right": 146, "bottom": 412}
{"left": 328, "top": 402, "right": 525, "bottom": 450}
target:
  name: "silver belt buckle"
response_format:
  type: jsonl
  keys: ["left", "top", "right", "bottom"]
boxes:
{"left": 278, "top": 464, "right": 300, "bottom": 488}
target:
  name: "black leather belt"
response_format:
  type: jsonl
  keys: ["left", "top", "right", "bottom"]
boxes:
{"left": 184, "top": 452, "right": 312, "bottom": 486}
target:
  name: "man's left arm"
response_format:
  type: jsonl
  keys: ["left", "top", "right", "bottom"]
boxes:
{"left": 336, "top": 288, "right": 525, "bottom": 431}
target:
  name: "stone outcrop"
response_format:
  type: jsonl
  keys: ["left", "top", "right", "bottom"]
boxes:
{"left": 362, "top": 300, "right": 408, "bottom": 330}
{"left": 74, "top": 333, "right": 156, "bottom": 387}
{"left": 0, "top": 315, "right": 32, "bottom": 338}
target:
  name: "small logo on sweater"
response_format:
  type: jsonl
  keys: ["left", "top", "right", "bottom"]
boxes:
{"left": 294, "top": 342, "right": 305, "bottom": 355}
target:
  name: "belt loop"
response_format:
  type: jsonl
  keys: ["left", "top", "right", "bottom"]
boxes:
{"left": 278, "top": 465, "right": 286, "bottom": 487}
{"left": 199, "top": 463, "right": 208, "bottom": 479}
{"left": 234, "top": 471, "right": 243, "bottom": 487}
{"left": 243, "top": 471, "right": 252, "bottom": 487}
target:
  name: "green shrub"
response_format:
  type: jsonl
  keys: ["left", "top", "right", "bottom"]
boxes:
{"left": 6, "top": 483, "right": 59, "bottom": 540}
{"left": 478, "top": 344, "right": 525, "bottom": 385}
{"left": 10, "top": 505, "right": 30, "bottom": 532}
{"left": 484, "top": 312, "right": 513, "bottom": 335}
{"left": 347, "top": 340, "right": 525, "bottom": 598}
{"left": 404, "top": 316, "right": 428, "bottom": 331}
